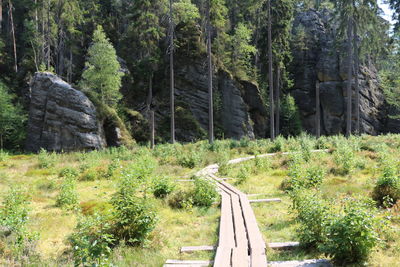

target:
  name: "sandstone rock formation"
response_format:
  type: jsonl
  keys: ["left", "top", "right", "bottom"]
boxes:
{"left": 290, "top": 9, "right": 386, "bottom": 135}
{"left": 172, "top": 55, "right": 267, "bottom": 141}
{"left": 25, "top": 72, "right": 106, "bottom": 152}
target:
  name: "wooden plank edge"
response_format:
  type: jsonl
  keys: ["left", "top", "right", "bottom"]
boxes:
{"left": 180, "top": 245, "right": 216, "bottom": 253}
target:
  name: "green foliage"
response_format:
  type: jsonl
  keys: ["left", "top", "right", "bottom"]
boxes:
{"left": 173, "top": 0, "right": 200, "bottom": 25}
{"left": 320, "top": 199, "right": 379, "bottom": 265}
{"left": 290, "top": 189, "right": 329, "bottom": 247}
{"left": 192, "top": 178, "right": 218, "bottom": 208}
{"left": 0, "top": 187, "right": 38, "bottom": 259}
{"left": 168, "top": 189, "right": 194, "bottom": 210}
{"left": 280, "top": 94, "right": 302, "bottom": 137}
{"left": 0, "top": 82, "right": 26, "bottom": 150}
{"left": 372, "top": 157, "right": 400, "bottom": 207}
{"left": 333, "top": 141, "right": 356, "bottom": 175}
{"left": 217, "top": 151, "right": 231, "bottom": 176}
{"left": 37, "top": 149, "right": 56, "bottom": 169}
{"left": 111, "top": 195, "right": 158, "bottom": 246}
{"left": 0, "top": 150, "right": 10, "bottom": 162}
{"left": 236, "top": 163, "right": 251, "bottom": 185}
{"left": 68, "top": 214, "right": 115, "bottom": 266}
{"left": 225, "top": 23, "right": 257, "bottom": 79}
{"left": 59, "top": 167, "right": 79, "bottom": 179}
{"left": 177, "top": 149, "right": 203, "bottom": 169}
{"left": 56, "top": 176, "right": 78, "bottom": 209}
{"left": 153, "top": 177, "right": 175, "bottom": 199}
{"left": 80, "top": 25, "right": 123, "bottom": 107}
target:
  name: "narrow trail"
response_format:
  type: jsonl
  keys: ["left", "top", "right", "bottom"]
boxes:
{"left": 165, "top": 150, "right": 331, "bottom": 267}
{"left": 196, "top": 150, "right": 330, "bottom": 267}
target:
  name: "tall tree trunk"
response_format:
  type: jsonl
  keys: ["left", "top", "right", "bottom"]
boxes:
{"left": 275, "top": 63, "right": 280, "bottom": 136}
{"left": 169, "top": 0, "right": 175, "bottom": 144}
{"left": 67, "top": 48, "right": 72, "bottom": 83}
{"left": 268, "top": 0, "right": 275, "bottom": 140}
{"left": 8, "top": 0, "right": 17, "bottom": 73}
{"left": 0, "top": 0, "right": 3, "bottom": 33}
{"left": 316, "top": 80, "right": 321, "bottom": 138}
{"left": 34, "top": 0, "right": 38, "bottom": 31}
{"left": 346, "top": 17, "right": 353, "bottom": 137}
{"left": 353, "top": 22, "right": 360, "bottom": 135}
{"left": 148, "top": 74, "right": 155, "bottom": 149}
{"left": 207, "top": 0, "right": 214, "bottom": 144}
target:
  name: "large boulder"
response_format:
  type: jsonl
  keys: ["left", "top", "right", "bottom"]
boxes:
{"left": 290, "top": 9, "right": 386, "bottom": 135}
{"left": 25, "top": 72, "right": 106, "bottom": 152}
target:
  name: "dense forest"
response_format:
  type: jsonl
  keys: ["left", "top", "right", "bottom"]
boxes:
{"left": 0, "top": 0, "right": 400, "bottom": 151}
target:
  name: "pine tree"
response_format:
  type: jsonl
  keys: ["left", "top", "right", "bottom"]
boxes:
{"left": 80, "top": 25, "right": 123, "bottom": 108}
{"left": 0, "top": 82, "right": 25, "bottom": 150}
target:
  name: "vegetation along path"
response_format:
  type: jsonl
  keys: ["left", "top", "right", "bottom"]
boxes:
{"left": 191, "top": 150, "right": 331, "bottom": 267}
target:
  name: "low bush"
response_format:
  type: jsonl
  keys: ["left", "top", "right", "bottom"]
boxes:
{"left": 177, "top": 149, "right": 203, "bottom": 169}
{"left": 320, "top": 199, "right": 379, "bottom": 265}
{"left": 217, "top": 151, "right": 231, "bottom": 176}
{"left": 111, "top": 194, "right": 158, "bottom": 245}
{"left": 168, "top": 189, "right": 194, "bottom": 209}
{"left": 37, "top": 149, "right": 56, "bottom": 169}
{"left": 59, "top": 167, "right": 79, "bottom": 178}
{"left": 0, "top": 150, "right": 9, "bottom": 162}
{"left": 333, "top": 142, "right": 356, "bottom": 175}
{"left": 68, "top": 214, "right": 115, "bottom": 266}
{"left": 372, "top": 159, "right": 400, "bottom": 207}
{"left": 236, "top": 163, "right": 251, "bottom": 185}
{"left": 305, "top": 165, "right": 326, "bottom": 188}
{"left": 153, "top": 177, "right": 175, "bottom": 199}
{"left": 192, "top": 178, "right": 218, "bottom": 208}
{"left": 56, "top": 176, "right": 78, "bottom": 209}
{"left": 0, "top": 187, "right": 38, "bottom": 259}
{"left": 290, "top": 189, "right": 330, "bottom": 247}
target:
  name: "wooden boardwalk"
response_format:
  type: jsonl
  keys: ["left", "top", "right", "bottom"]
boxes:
{"left": 166, "top": 150, "right": 330, "bottom": 267}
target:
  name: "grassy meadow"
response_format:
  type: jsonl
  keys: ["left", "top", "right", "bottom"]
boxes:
{"left": 0, "top": 135, "right": 400, "bottom": 266}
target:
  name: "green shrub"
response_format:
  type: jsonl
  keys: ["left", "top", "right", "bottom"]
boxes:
{"left": 305, "top": 165, "right": 326, "bottom": 188}
{"left": 320, "top": 200, "right": 379, "bottom": 265}
{"left": 372, "top": 159, "right": 400, "bottom": 207}
{"left": 290, "top": 189, "right": 330, "bottom": 247}
{"left": 80, "top": 168, "right": 99, "bottom": 181}
{"left": 68, "top": 214, "right": 115, "bottom": 266}
{"left": 0, "top": 187, "right": 38, "bottom": 258}
{"left": 111, "top": 194, "right": 158, "bottom": 245}
{"left": 0, "top": 150, "right": 9, "bottom": 162}
{"left": 56, "top": 176, "right": 78, "bottom": 209}
{"left": 270, "top": 136, "right": 286, "bottom": 152}
{"left": 168, "top": 190, "right": 194, "bottom": 209}
{"left": 37, "top": 149, "right": 56, "bottom": 169}
{"left": 280, "top": 154, "right": 305, "bottom": 191}
{"left": 106, "top": 159, "right": 120, "bottom": 179}
{"left": 177, "top": 150, "right": 203, "bottom": 169}
{"left": 333, "top": 142, "right": 356, "bottom": 175}
{"left": 192, "top": 178, "right": 218, "bottom": 208}
{"left": 253, "top": 156, "right": 270, "bottom": 173}
{"left": 153, "top": 177, "right": 175, "bottom": 198}
{"left": 299, "top": 134, "right": 315, "bottom": 162}
{"left": 236, "top": 163, "right": 250, "bottom": 185}
{"left": 59, "top": 167, "right": 78, "bottom": 178}
{"left": 217, "top": 151, "right": 231, "bottom": 176}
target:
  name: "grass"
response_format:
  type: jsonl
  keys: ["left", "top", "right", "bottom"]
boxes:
{"left": 1, "top": 135, "right": 400, "bottom": 265}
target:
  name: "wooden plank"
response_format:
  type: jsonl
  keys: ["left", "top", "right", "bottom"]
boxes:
{"left": 213, "top": 247, "right": 232, "bottom": 267}
{"left": 214, "top": 190, "right": 234, "bottom": 267}
{"left": 180, "top": 246, "right": 216, "bottom": 253}
{"left": 250, "top": 247, "right": 267, "bottom": 267}
{"left": 230, "top": 193, "right": 248, "bottom": 247}
{"left": 232, "top": 246, "right": 249, "bottom": 267}
{"left": 164, "top": 259, "right": 213, "bottom": 266}
{"left": 268, "top": 242, "right": 299, "bottom": 250}
{"left": 249, "top": 198, "right": 281, "bottom": 203}
{"left": 268, "top": 259, "right": 331, "bottom": 267}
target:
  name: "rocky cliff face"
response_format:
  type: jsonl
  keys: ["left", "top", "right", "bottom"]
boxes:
{"left": 26, "top": 72, "right": 106, "bottom": 152}
{"left": 290, "top": 10, "right": 386, "bottom": 135}
{"left": 172, "top": 55, "right": 267, "bottom": 141}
